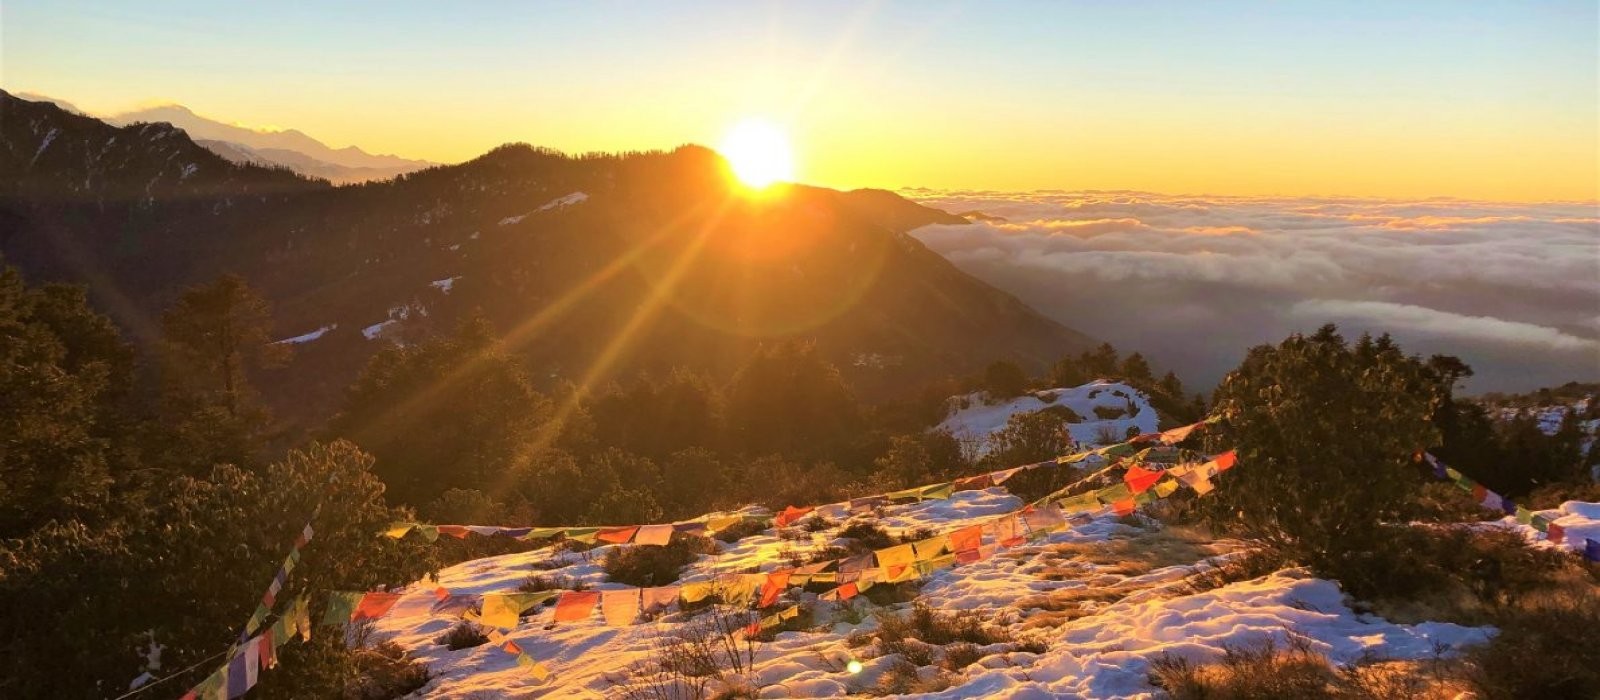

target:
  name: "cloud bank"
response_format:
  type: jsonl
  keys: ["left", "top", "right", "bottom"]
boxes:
{"left": 906, "top": 191, "right": 1600, "bottom": 393}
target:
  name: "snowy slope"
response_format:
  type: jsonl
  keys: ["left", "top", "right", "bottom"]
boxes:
{"left": 368, "top": 489, "right": 1496, "bottom": 699}
{"left": 938, "top": 381, "right": 1162, "bottom": 455}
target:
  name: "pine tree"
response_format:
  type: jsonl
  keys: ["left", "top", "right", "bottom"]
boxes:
{"left": 1120, "top": 352, "right": 1154, "bottom": 384}
{"left": 1078, "top": 343, "right": 1119, "bottom": 378}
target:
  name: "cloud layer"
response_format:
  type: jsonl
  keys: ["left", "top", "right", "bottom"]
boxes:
{"left": 907, "top": 191, "right": 1600, "bottom": 393}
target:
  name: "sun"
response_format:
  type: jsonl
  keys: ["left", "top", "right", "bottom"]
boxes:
{"left": 719, "top": 119, "right": 794, "bottom": 189}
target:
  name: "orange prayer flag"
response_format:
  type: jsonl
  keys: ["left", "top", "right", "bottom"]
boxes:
{"left": 436, "top": 525, "right": 470, "bottom": 539}
{"left": 351, "top": 592, "right": 402, "bottom": 621}
{"left": 553, "top": 590, "right": 601, "bottom": 623}
{"left": 597, "top": 526, "right": 640, "bottom": 544}
{"left": 1123, "top": 464, "right": 1163, "bottom": 494}
{"left": 759, "top": 570, "right": 793, "bottom": 608}
{"left": 1112, "top": 499, "right": 1136, "bottom": 517}
{"left": 950, "top": 525, "right": 983, "bottom": 553}
{"left": 837, "top": 582, "right": 859, "bottom": 601}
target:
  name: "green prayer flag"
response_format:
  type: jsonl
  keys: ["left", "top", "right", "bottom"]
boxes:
{"left": 919, "top": 482, "right": 955, "bottom": 500}
{"left": 321, "top": 591, "right": 362, "bottom": 627}
{"left": 1058, "top": 492, "right": 1100, "bottom": 512}
{"left": 1097, "top": 482, "right": 1133, "bottom": 504}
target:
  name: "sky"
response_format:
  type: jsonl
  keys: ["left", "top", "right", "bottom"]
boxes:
{"left": 5, "top": 1, "right": 1597, "bottom": 201}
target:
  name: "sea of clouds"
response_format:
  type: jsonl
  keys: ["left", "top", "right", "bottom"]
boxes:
{"left": 906, "top": 190, "right": 1600, "bottom": 394}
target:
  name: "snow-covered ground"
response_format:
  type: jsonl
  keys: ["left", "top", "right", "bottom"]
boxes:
{"left": 1489, "top": 500, "right": 1600, "bottom": 556}
{"left": 937, "top": 381, "right": 1162, "bottom": 455}
{"left": 273, "top": 323, "right": 335, "bottom": 345}
{"left": 368, "top": 488, "right": 1499, "bottom": 698}
{"left": 499, "top": 192, "right": 589, "bottom": 226}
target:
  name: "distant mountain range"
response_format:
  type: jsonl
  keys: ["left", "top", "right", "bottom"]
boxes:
{"left": 0, "top": 90, "right": 1095, "bottom": 427}
{"left": 15, "top": 92, "right": 436, "bottom": 184}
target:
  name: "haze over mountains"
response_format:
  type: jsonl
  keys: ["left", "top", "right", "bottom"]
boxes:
{"left": 15, "top": 91, "right": 436, "bottom": 184}
{"left": 0, "top": 90, "right": 1092, "bottom": 428}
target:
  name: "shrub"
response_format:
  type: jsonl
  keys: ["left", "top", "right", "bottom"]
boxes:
{"left": 1149, "top": 636, "right": 1337, "bottom": 699}
{"left": 1461, "top": 589, "right": 1600, "bottom": 699}
{"left": 713, "top": 518, "right": 768, "bottom": 543}
{"left": 875, "top": 660, "right": 953, "bottom": 694}
{"left": 983, "top": 360, "right": 1029, "bottom": 399}
{"left": 941, "top": 642, "right": 984, "bottom": 671}
{"left": 433, "top": 622, "right": 489, "bottom": 650}
{"left": 611, "top": 603, "right": 766, "bottom": 699}
{"left": 1093, "top": 405, "right": 1127, "bottom": 420}
{"left": 519, "top": 573, "right": 589, "bottom": 595}
{"left": 800, "top": 515, "right": 836, "bottom": 533}
{"left": 1196, "top": 327, "right": 1441, "bottom": 581}
{"left": 343, "top": 641, "right": 433, "bottom": 700}
{"left": 602, "top": 536, "right": 716, "bottom": 587}
{"left": 875, "top": 602, "right": 1012, "bottom": 649}
{"left": 838, "top": 520, "right": 895, "bottom": 551}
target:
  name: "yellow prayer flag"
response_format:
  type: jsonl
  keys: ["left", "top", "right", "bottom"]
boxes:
{"left": 912, "top": 535, "right": 950, "bottom": 561}
{"left": 382, "top": 522, "right": 415, "bottom": 539}
{"left": 1154, "top": 479, "right": 1180, "bottom": 498}
{"left": 875, "top": 543, "right": 916, "bottom": 568}
{"left": 681, "top": 582, "right": 716, "bottom": 603}
{"left": 706, "top": 516, "right": 744, "bottom": 533}
{"left": 480, "top": 594, "right": 523, "bottom": 629}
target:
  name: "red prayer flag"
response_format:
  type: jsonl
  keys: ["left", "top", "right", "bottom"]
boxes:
{"left": 1112, "top": 499, "right": 1136, "bottom": 517}
{"left": 258, "top": 630, "right": 276, "bottom": 670}
{"left": 837, "top": 582, "right": 859, "bottom": 601}
{"left": 352, "top": 592, "right": 402, "bottom": 621}
{"left": 437, "top": 525, "right": 470, "bottom": 539}
{"left": 774, "top": 505, "right": 815, "bottom": 527}
{"left": 554, "top": 590, "right": 601, "bottom": 623}
{"left": 1123, "top": 464, "right": 1163, "bottom": 494}
{"left": 1549, "top": 522, "right": 1565, "bottom": 545}
{"left": 1212, "top": 451, "right": 1237, "bottom": 472}
{"left": 596, "top": 526, "right": 640, "bottom": 544}
{"left": 955, "top": 549, "right": 982, "bottom": 565}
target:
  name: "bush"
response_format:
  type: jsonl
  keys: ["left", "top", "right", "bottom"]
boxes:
{"left": 343, "top": 641, "right": 433, "bottom": 700}
{"left": 837, "top": 520, "right": 895, "bottom": 551}
{"left": 433, "top": 622, "right": 489, "bottom": 650}
{"left": 1462, "top": 589, "right": 1600, "bottom": 699}
{"left": 519, "top": 573, "right": 589, "bottom": 595}
{"left": 1092, "top": 405, "right": 1127, "bottom": 420}
{"left": 713, "top": 518, "right": 768, "bottom": 543}
{"left": 1149, "top": 636, "right": 1337, "bottom": 699}
{"left": 602, "top": 536, "right": 717, "bottom": 587}
{"left": 610, "top": 604, "right": 764, "bottom": 699}
{"left": 875, "top": 602, "right": 1012, "bottom": 649}
{"left": 1196, "top": 327, "right": 1441, "bottom": 580}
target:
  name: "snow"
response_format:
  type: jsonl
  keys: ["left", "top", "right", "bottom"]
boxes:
{"left": 272, "top": 324, "right": 335, "bottom": 345}
{"left": 538, "top": 191, "right": 588, "bottom": 211}
{"left": 938, "top": 381, "right": 1162, "bottom": 455}
{"left": 30, "top": 127, "right": 60, "bottom": 167}
{"left": 366, "top": 486, "right": 1503, "bottom": 698}
{"left": 180, "top": 163, "right": 199, "bottom": 180}
{"left": 431, "top": 276, "right": 461, "bottom": 294}
{"left": 363, "top": 319, "right": 398, "bottom": 340}
{"left": 497, "top": 192, "right": 588, "bottom": 226}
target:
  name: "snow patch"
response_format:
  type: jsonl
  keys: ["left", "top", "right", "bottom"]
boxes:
{"left": 431, "top": 276, "right": 461, "bottom": 294}
{"left": 938, "top": 380, "right": 1161, "bottom": 455}
{"left": 272, "top": 324, "right": 335, "bottom": 345}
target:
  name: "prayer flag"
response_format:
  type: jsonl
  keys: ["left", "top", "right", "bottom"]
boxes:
{"left": 563, "top": 527, "right": 601, "bottom": 543}
{"left": 1112, "top": 499, "right": 1136, "bottom": 517}
{"left": 1153, "top": 479, "right": 1180, "bottom": 498}
{"left": 257, "top": 630, "right": 276, "bottom": 671}
{"left": 849, "top": 496, "right": 889, "bottom": 513}
{"left": 875, "top": 544, "right": 916, "bottom": 568}
{"left": 1058, "top": 492, "right": 1100, "bottom": 513}
{"left": 635, "top": 524, "right": 674, "bottom": 546}
{"left": 437, "top": 525, "right": 470, "bottom": 539}
{"left": 759, "top": 571, "right": 792, "bottom": 608}
{"left": 553, "top": 590, "right": 601, "bottom": 623}
{"left": 885, "top": 487, "right": 923, "bottom": 502}
{"left": 383, "top": 523, "right": 415, "bottom": 539}
{"left": 954, "top": 474, "right": 993, "bottom": 491}
{"left": 838, "top": 553, "right": 875, "bottom": 574}
{"left": 680, "top": 582, "right": 716, "bottom": 604}
{"left": 517, "top": 654, "right": 552, "bottom": 681}
{"left": 518, "top": 527, "right": 563, "bottom": 541}
{"left": 1212, "top": 451, "right": 1237, "bottom": 472}
{"left": 1549, "top": 522, "right": 1565, "bottom": 545}
{"left": 321, "top": 592, "right": 362, "bottom": 626}
{"left": 775, "top": 505, "right": 815, "bottom": 527}
{"left": 837, "top": 582, "right": 859, "bottom": 601}
{"left": 226, "top": 642, "right": 259, "bottom": 697}
{"left": 955, "top": 548, "right": 982, "bottom": 565}
{"left": 1499, "top": 496, "right": 1516, "bottom": 516}
{"left": 352, "top": 592, "right": 402, "bottom": 622}
{"left": 602, "top": 590, "right": 641, "bottom": 626}
{"left": 597, "top": 526, "right": 640, "bottom": 544}
{"left": 1159, "top": 423, "right": 1199, "bottom": 444}
{"left": 1124, "top": 464, "right": 1164, "bottom": 494}
{"left": 912, "top": 535, "right": 950, "bottom": 561}
{"left": 642, "top": 586, "right": 681, "bottom": 613}
{"left": 950, "top": 525, "right": 983, "bottom": 553}
{"left": 415, "top": 524, "right": 440, "bottom": 542}
{"left": 919, "top": 482, "right": 955, "bottom": 501}
{"left": 1586, "top": 539, "right": 1600, "bottom": 563}
{"left": 481, "top": 594, "right": 526, "bottom": 629}
{"left": 1516, "top": 507, "right": 1535, "bottom": 525}
{"left": 705, "top": 517, "right": 743, "bottom": 533}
